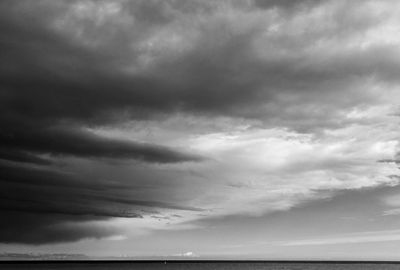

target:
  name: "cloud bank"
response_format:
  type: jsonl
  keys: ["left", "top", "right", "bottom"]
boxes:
{"left": 0, "top": 0, "right": 399, "bottom": 244}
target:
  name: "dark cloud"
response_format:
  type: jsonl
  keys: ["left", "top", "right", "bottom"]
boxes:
{"left": 0, "top": 162, "right": 202, "bottom": 215}
{"left": 253, "top": 0, "right": 324, "bottom": 10}
{"left": 0, "top": 211, "right": 117, "bottom": 245}
{"left": 0, "top": 149, "right": 51, "bottom": 165}
{"left": 1, "top": 0, "right": 399, "bottom": 245}
{"left": 0, "top": 162, "right": 201, "bottom": 244}
{"left": 0, "top": 0, "right": 397, "bottom": 135}
{"left": 0, "top": 1, "right": 203, "bottom": 164}
{"left": 0, "top": 126, "right": 202, "bottom": 163}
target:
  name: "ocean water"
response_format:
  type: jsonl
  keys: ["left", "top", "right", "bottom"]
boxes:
{"left": 1, "top": 262, "right": 400, "bottom": 270}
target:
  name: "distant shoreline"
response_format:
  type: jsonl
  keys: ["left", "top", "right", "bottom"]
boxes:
{"left": 1, "top": 260, "right": 400, "bottom": 264}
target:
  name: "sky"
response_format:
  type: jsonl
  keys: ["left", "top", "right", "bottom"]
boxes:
{"left": 1, "top": 0, "right": 400, "bottom": 260}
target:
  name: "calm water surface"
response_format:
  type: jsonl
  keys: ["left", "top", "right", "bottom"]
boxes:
{"left": 2, "top": 262, "right": 400, "bottom": 270}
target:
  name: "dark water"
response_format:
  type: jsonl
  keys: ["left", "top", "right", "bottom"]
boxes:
{"left": 1, "top": 262, "right": 400, "bottom": 270}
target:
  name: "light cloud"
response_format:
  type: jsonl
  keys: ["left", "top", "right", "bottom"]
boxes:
{"left": 281, "top": 229, "right": 400, "bottom": 246}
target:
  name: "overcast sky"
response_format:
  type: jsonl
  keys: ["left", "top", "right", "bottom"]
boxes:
{"left": 1, "top": 0, "right": 400, "bottom": 260}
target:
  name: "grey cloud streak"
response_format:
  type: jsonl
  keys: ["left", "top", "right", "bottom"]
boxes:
{"left": 1, "top": 127, "right": 203, "bottom": 163}
{"left": 0, "top": 162, "right": 202, "bottom": 244}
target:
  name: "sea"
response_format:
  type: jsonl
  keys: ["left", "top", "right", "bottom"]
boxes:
{"left": 1, "top": 262, "right": 400, "bottom": 270}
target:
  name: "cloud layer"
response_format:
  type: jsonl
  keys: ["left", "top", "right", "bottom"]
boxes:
{"left": 1, "top": 0, "right": 400, "bottom": 245}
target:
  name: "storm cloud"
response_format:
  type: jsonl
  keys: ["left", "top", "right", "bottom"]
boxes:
{"left": 1, "top": 0, "right": 400, "bottom": 246}
{"left": 0, "top": 161, "right": 205, "bottom": 244}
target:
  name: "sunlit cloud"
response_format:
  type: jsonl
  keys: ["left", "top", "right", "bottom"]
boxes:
{"left": 281, "top": 229, "right": 400, "bottom": 246}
